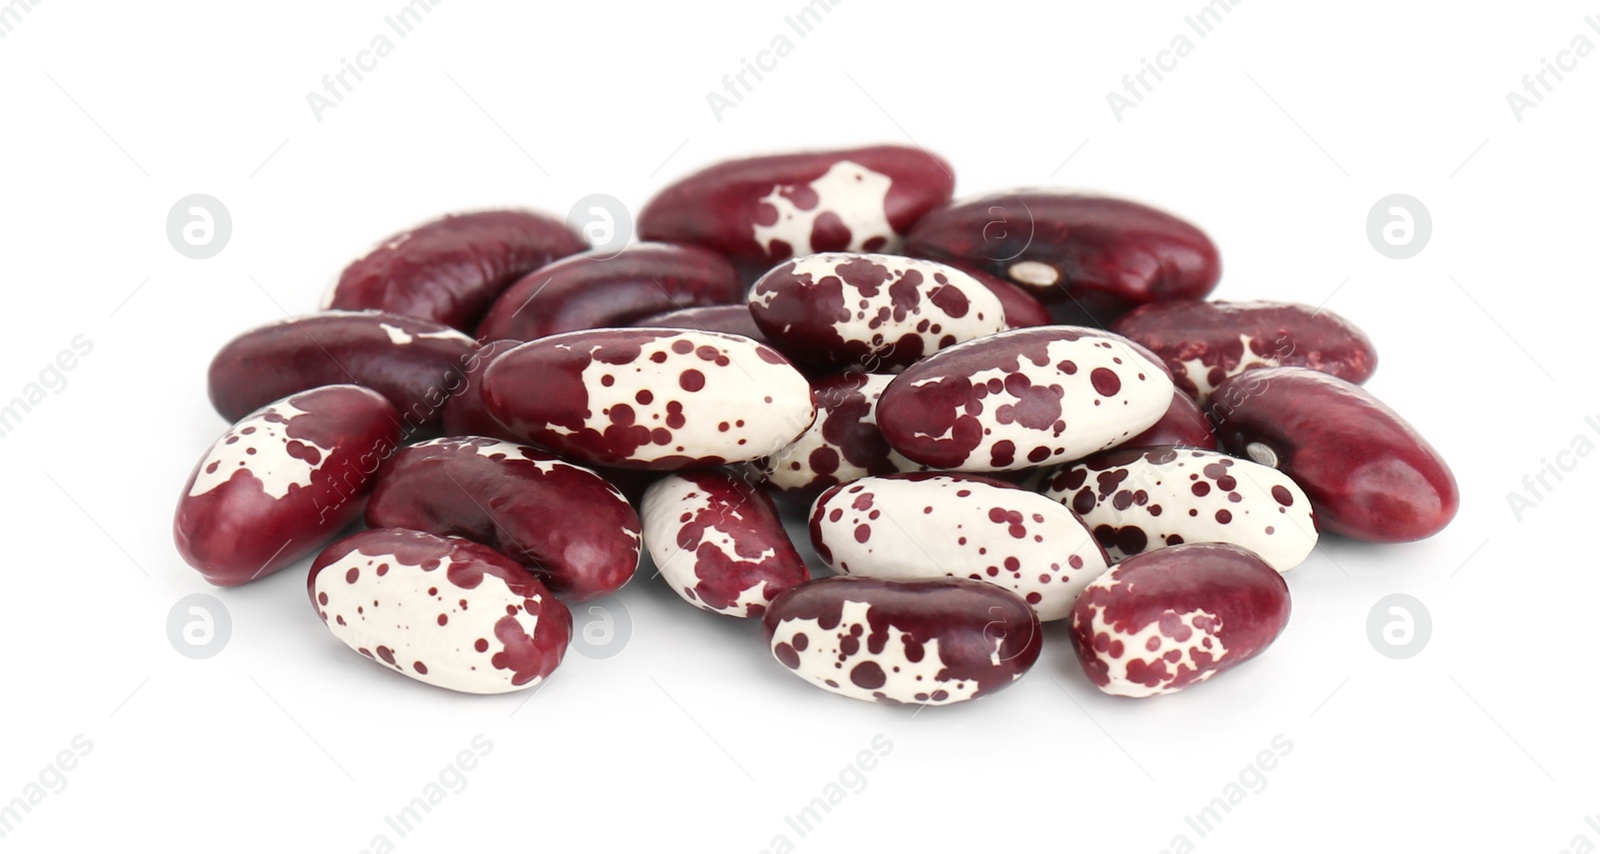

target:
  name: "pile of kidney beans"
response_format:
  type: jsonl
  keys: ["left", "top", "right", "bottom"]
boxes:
{"left": 174, "top": 145, "right": 1458, "bottom": 704}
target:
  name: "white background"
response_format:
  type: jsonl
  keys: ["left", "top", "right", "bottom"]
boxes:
{"left": 1, "top": 1, "right": 1595, "bottom": 851}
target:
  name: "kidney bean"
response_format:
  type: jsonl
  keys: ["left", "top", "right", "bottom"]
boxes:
{"left": 1123, "top": 391, "right": 1217, "bottom": 450}
{"left": 1206, "top": 368, "right": 1457, "bottom": 542}
{"left": 308, "top": 528, "right": 572, "bottom": 694}
{"left": 638, "top": 146, "right": 955, "bottom": 282}
{"left": 324, "top": 210, "right": 585, "bottom": 331}
{"left": 477, "top": 243, "right": 743, "bottom": 343}
{"left": 640, "top": 470, "right": 809, "bottom": 617}
{"left": 757, "top": 371, "right": 923, "bottom": 496}
{"left": 1042, "top": 446, "right": 1316, "bottom": 571}
{"left": 1111, "top": 300, "right": 1377, "bottom": 401}
{"left": 480, "top": 328, "right": 815, "bottom": 470}
{"left": 440, "top": 339, "right": 520, "bottom": 441}
{"left": 1070, "top": 543, "right": 1290, "bottom": 698}
{"left": 632, "top": 305, "right": 772, "bottom": 347}
{"left": 904, "top": 192, "right": 1220, "bottom": 321}
{"left": 810, "top": 473, "right": 1110, "bottom": 621}
{"left": 365, "top": 437, "right": 641, "bottom": 601}
{"left": 875, "top": 326, "right": 1174, "bottom": 471}
{"left": 174, "top": 385, "right": 401, "bottom": 587}
{"left": 763, "top": 576, "right": 1041, "bottom": 705}
{"left": 944, "top": 263, "right": 1052, "bottom": 329}
{"left": 749, "top": 253, "right": 1005, "bottom": 372}
{"left": 208, "top": 310, "right": 477, "bottom": 432}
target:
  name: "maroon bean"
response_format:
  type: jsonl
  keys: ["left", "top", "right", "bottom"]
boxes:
{"left": 757, "top": 371, "right": 923, "bottom": 497}
{"left": 477, "top": 243, "right": 743, "bottom": 343}
{"left": 1070, "top": 543, "right": 1290, "bottom": 698}
{"left": 638, "top": 146, "right": 954, "bottom": 282}
{"left": 875, "top": 326, "right": 1174, "bottom": 471}
{"left": 1121, "top": 390, "right": 1218, "bottom": 450}
{"left": 1112, "top": 300, "right": 1377, "bottom": 400}
{"left": 1206, "top": 367, "right": 1458, "bottom": 542}
{"left": 480, "top": 328, "right": 815, "bottom": 470}
{"left": 325, "top": 210, "right": 586, "bottom": 330}
{"left": 640, "top": 470, "right": 809, "bottom": 617}
{"left": 175, "top": 385, "right": 401, "bottom": 587}
{"left": 631, "top": 305, "right": 772, "bottom": 347}
{"left": 365, "top": 437, "right": 641, "bottom": 601}
{"left": 208, "top": 310, "right": 477, "bottom": 432}
{"left": 308, "top": 528, "right": 571, "bottom": 694}
{"left": 440, "top": 339, "right": 520, "bottom": 441}
{"left": 749, "top": 253, "right": 1004, "bottom": 372}
{"left": 763, "top": 576, "right": 1041, "bottom": 705}
{"left": 904, "top": 192, "right": 1220, "bottom": 321}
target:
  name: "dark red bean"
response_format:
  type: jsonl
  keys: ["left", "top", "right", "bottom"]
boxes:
{"left": 631, "top": 305, "right": 772, "bottom": 346}
{"left": 477, "top": 243, "right": 743, "bottom": 343}
{"left": 308, "top": 528, "right": 571, "bottom": 694}
{"left": 1070, "top": 543, "right": 1290, "bottom": 697}
{"left": 640, "top": 469, "right": 809, "bottom": 617}
{"left": 208, "top": 310, "right": 477, "bottom": 432}
{"left": 440, "top": 339, "right": 520, "bottom": 441}
{"left": 638, "top": 146, "right": 954, "bottom": 282}
{"left": 1206, "top": 367, "right": 1457, "bottom": 542}
{"left": 763, "top": 576, "right": 1041, "bottom": 705}
{"left": 480, "top": 328, "right": 814, "bottom": 470}
{"left": 325, "top": 210, "right": 586, "bottom": 330}
{"left": 904, "top": 192, "right": 1220, "bottom": 321}
{"left": 749, "top": 253, "right": 1004, "bottom": 372}
{"left": 1121, "top": 390, "right": 1218, "bottom": 450}
{"left": 365, "top": 437, "right": 641, "bottom": 601}
{"left": 175, "top": 385, "right": 401, "bottom": 586}
{"left": 1112, "top": 300, "right": 1377, "bottom": 400}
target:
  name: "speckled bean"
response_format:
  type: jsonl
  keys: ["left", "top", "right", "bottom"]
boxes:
{"left": 875, "top": 326, "right": 1174, "bottom": 471}
{"left": 810, "top": 473, "right": 1111, "bottom": 621}
{"left": 308, "top": 528, "right": 572, "bottom": 694}
{"left": 757, "top": 371, "right": 923, "bottom": 497}
{"left": 175, "top": 385, "right": 401, "bottom": 586}
{"left": 763, "top": 576, "right": 1041, "bottom": 705}
{"left": 1070, "top": 543, "right": 1290, "bottom": 698}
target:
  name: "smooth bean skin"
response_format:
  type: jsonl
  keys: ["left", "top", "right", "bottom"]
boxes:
{"left": 632, "top": 305, "right": 772, "bottom": 347}
{"left": 366, "top": 437, "right": 641, "bottom": 601}
{"left": 439, "top": 339, "right": 520, "bottom": 441}
{"left": 308, "top": 528, "right": 572, "bottom": 694}
{"left": 477, "top": 243, "right": 743, "bottom": 343}
{"left": 904, "top": 192, "right": 1220, "bottom": 320}
{"left": 875, "top": 325, "right": 1174, "bottom": 471}
{"left": 1121, "top": 390, "right": 1217, "bottom": 450}
{"left": 638, "top": 146, "right": 955, "bottom": 282}
{"left": 208, "top": 310, "right": 477, "bottom": 431}
{"left": 945, "top": 264, "right": 1053, "bottom": 329}
{"left": 175, "top": 385, "right": 401, "bottom": 586}
{"left": 810, "top": 473, "right": 1111, "bottom": 621}
{"left": 1112, "top": 300, "right": 1377, "bottom": 400}
{"left": 1206, "top": 367, "right": 1457, "bottom": 542}
{"left": 480, "top": 328, "right": 815, "bottom": 470}
{"left": 1071, "top": 543, "right": 1290, "bottom": 698}
{"left": 1041, "top": 446, "right": 1317, "bottom": 572}
{"left": 749, "top": 253, "right": 1005, "bottom": 372}
{"left": 325, "top": 209, "right": 586, "bottom": 330}
{"left": 757, "top": 371, "right": 923, "bottom": 497}
{"left": 641, "top": 470, "right": 809, "bottom": 617}
{"left": 763, "top": 576, "right": 1042, "bottom": 705}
